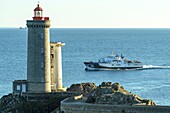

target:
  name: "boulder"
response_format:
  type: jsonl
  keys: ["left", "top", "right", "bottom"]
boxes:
{"left": 86, "top": 82, "right": 156, "bottom": 106}
{"left": 67, "top": 82, "right": 97, "bottom": 96}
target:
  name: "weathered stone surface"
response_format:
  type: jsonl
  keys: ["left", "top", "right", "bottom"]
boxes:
{"left": 86, "top": 82, "right": 156, "bottom": 106}
{"left": 0, "top": 82, "right": 157, "bottom": 112}
{"left": 0, "top": 93, "right": 75, "bottom": 113}
{"left": 67, "top": 82, "right": 97, "bottom": 96}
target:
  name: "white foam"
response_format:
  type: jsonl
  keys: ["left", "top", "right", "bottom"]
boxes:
{"left": 143, "top": 65, "right": 170, "bottom": 69}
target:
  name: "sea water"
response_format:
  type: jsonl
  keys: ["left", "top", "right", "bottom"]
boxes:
{"left": 0, "top": 28, "right": 170, "bottom": 105}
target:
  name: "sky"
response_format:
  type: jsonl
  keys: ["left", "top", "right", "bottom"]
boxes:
{"left": 1, "top": 0, "right": 170, "bottom": 28}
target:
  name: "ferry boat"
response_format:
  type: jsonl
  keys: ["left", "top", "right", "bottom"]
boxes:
{"left": 84, "top": 52, "right": 143, "bottom": 71}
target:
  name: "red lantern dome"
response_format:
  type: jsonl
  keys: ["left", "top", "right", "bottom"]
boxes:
{"left": 34, "top": 4, "right": 43, "bottom": 11}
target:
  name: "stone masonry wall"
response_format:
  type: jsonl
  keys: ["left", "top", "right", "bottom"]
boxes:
{"left": 61, "top": 96, "right": 170, "bottom": 113}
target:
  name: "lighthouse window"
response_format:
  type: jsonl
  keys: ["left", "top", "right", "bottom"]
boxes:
{"left": 51, "top": 54, "right": 54, "bottom": 58}
{"left": 41, "top": 48, "right": 44, "bottom": 53}
{"left": 51, "top": 68, "right": 54, "bottom": 74}
{"left": 36, "top": 11, "right": 40, "bottom": 17}
{"left": 41, "top": 62, "right": 44, "bottom": 68}
{"left": 41, "top": 77, "right": 44, "bottom": 82}
{"left": 41, "top": 33, "right": 43, "bottom": 38}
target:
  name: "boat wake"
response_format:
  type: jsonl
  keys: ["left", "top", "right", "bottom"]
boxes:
{"left": 142, "top": 65, "right": 170, "bottom": 69}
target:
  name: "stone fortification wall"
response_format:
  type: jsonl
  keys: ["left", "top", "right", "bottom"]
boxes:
{"left": 61, "top": 82, "right": 169, "bottom": 113}
{"left": 61, "top": 96, "right": 170, "bottom": 113}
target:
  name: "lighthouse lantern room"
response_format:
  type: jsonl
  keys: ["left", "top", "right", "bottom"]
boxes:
{"left": 33, "top": 4, "right": 49, "bottom": 20}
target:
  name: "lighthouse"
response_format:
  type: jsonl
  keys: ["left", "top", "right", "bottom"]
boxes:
{"left": 26, "top": 4, "right": 51, "bottom": 93}
{"left": 13, "top": 4, "right": 66, "bottom": 95}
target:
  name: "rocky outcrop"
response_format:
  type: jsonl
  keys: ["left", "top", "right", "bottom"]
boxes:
{"left": 0, "top": 94, "right": 26, "bottom": 112}
{"left": 0, "top": 93, "right": 75, "bottom": 113}
{"left": 0, "top": 82, "right": 157, "bottom": 112}
{"left": 67, "top": 82, "right": 97, "bottom": 96}
{"left": 86, "top": 82, "right": 156, "bottom": 106}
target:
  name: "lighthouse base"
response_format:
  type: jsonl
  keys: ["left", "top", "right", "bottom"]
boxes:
{"left": 57, "top": 87, "right": 67, "bottom": 92}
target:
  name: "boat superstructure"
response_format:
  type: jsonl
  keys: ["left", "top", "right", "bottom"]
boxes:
{"left": 84, "top": 53, "right": 143, "bottom": 71}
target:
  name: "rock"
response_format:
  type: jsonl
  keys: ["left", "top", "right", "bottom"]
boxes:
{"left": 0, "top": 82, "right": 156, "bottom": 112}
{"left": 0, "top": 93, "right": 76, "bottom": 113}
{"left": 86, "top": 82, "right": 156, "bottom": 106}
{"left": 67, "top": 82, "right": 97, "bottom": 96}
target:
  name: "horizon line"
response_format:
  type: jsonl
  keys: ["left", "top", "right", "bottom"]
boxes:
{"left": 1, "top": 27, "right": 170, "bottom": 29}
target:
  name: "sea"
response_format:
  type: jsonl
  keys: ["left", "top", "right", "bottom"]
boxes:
{"left": 0, "top": 28, "right": 170, "bottom": 105}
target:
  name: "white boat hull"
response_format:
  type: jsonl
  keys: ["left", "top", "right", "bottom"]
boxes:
{"left": 84, "top": 62, "right": 143, "bottom": 71}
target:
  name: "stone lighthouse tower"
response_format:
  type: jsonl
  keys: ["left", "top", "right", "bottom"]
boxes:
{"left": 50, "top": 42, "right": 66, "bottom": 92}
{"left": 26, "top": 4, "right": 51, "bottom": 93}
{"left": 12, "top": 4, "right": 66, "bottom": 95}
